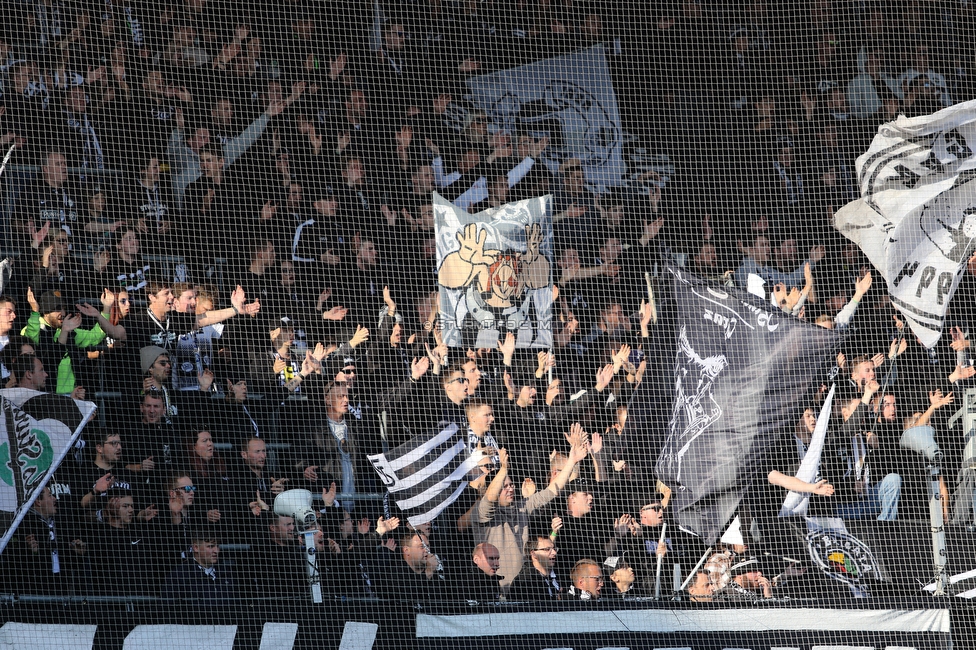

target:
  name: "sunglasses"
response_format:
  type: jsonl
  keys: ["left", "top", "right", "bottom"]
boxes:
{"left": 176, "top": 485, "right": 197, "bottom": 493}
{"left": 642, "top": 505, "right": 663, "bottom": 512}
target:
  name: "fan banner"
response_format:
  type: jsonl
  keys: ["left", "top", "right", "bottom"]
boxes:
{"left": 0, "top": 389, "right": 96, "bottom": 554}
{"left": 434, "top": 192, "right": 553, "bottom": 349}
{"left": 652, "top": 269, "right": 840, "bottom": 544}
{"left": 835, "top": 99, "right": 976, "bottom": 347}
{"left": 465, "top": 44, "right": 625, "bottom": 190}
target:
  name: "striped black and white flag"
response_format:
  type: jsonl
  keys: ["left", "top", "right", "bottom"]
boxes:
{"left": 367, "top": 422, "right": 484, "bottom": 526}
{"left": 0, "top": 388, "right": 97, "bottom": 553}
{"left": 835, "top": 99, "right": 976, "bottom": 348}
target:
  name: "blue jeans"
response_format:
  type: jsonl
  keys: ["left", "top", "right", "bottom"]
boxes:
{"left": 835, "top": 473, "right": 902, "bottom": 521}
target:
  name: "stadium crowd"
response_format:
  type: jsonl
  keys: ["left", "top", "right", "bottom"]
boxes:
{"left": 1, "top": 0, "right": 976, "bottom": 604}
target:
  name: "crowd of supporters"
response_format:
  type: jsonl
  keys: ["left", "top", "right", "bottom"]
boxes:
{"left": 1, "top": 0, "right": 976, "bottom": 605}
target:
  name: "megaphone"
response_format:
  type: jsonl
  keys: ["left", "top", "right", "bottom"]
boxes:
{"left": 274, "top": 489, "right": 317, "bottom": 532}
{"left": 900, "top": 425, "right": 944, "bottom": 464}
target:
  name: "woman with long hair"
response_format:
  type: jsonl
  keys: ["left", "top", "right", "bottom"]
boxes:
{"left": 185, "top": 427, "right": 230, "bottom": 529}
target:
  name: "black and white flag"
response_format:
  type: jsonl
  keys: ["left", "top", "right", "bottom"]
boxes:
{"left": 654, "top": 269, "right": 840, "bottom": 544}
{"left": 367, "top": 423, "right": 484, "bottom": 527}
{"left": 0, "top": 388, "right": 96, "bottom": 553}
{"left": 835, "top": 99, "right": 976, "bottom": 348}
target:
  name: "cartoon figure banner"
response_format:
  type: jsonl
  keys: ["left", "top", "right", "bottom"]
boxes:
{"left": 434, "top": 192, "right": 553, "bottom": 349}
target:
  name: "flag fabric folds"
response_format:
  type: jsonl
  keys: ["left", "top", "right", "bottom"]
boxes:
{"left": 434, "top": 192, "right": 553, "bottom": 350}
{"left": 465, "top": 44, "right": 625, "bottom": 191}
{"left": 0, "top": 388, "right": 96, "bottom": 554}
{"left": 655, "top": 269, "right": 840, "bottom": 544}
{"left": 834, "top": 99, "right": 976, "bottom": 348}
{"left": 368, "top": 423, "right": 485, "bottom": 527}
{"left": 779, "top": 384, "right": 835, "bottom": 517}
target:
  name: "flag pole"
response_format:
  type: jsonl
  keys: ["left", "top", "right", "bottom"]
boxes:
{"left": 678, "top": 545, "right": 713, "bottom": 594}
{"left": 653, "top": 522, "right": 667, "bottom": 598}
{"left": 0, "top": 144, "right": 15, "bottom": 181}
{"left": 643, "top": 272, "right": 657, "bottom": 324}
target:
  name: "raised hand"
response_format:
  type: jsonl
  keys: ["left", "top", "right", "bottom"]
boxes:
{"left": 641, "top": 217, "right": 665, "bottom": 243}
{"left": 137, "top": 504, "right": 158, "bottom": 522}
{"left": 249, "top": 491, "right": 269, "bottom": 516}
{"left": 614, "top": 514, "right": 634, "bottom": 537}
{"left": 612, "top": 344, "right": 631, "bottom": 373}
{"left": 94, "top": 472, "right": 114, "bottom": 493}
{"left": 889, "top": 336, "right": 908, "bottom": 359}
{"left": 634, "top": 358, "right": 648, "bottom": 384}
{"left": 863, "top": 379, "right": 880, "bottom": 397}
{"left": 377, "top": 516, "right": 400, "bottom": 535}
{"left": 545, "top": 378, "right": 561, "bottom": 406}
{"left": 411, "top": 356, "right": 430, "bottom": 381}
{"left": 26, "top": 287, "right": 39, "bottom": 313}
{"left": 99, "top": 289, "right": 116, "bottom": 311}
{"left": 329, "top": 52, "right": 347, "bottom": 80}
{"left": 595, "top": 363, "right": 614, "bottom": 392}
{"left": 521, "top": 477, "right": 536, "bottom": 498}
{"left": 568, "top": 441, "right": 589, "bottom": 464}
{"left": 497, "top": 331, "right": 516, "bottom": 363}
{"left": 949, "top": 365, "right": 976, "bottom": 384}
{"left": 639, "top": 300, "right": 655, "bottom": 330}
{"left": 951, "top": 326, "right": 971, "bottom": 351}
{"left": 230, "top": 285, "right": 246, "bottom": 312}
{"left": 349, "top": 326, "right": 369, "bottom": 348}
{"left": 311, "top": 342, "right": 328, "bottom": 361}
{"left": 930, "top": 389, "right": 955, "bottom": 409}
{"left": 322, "top": 481, "right": 337, "bottom": 506}
{"left": 197, "top": 369, "right": 215, "bottom": 391}
{"left": 811, "top": 480, "right": 834, "bottom": 496}
{"left": 524, "top": 223, "right": 543, "bottom": 260}
{"left": 322, "top": 306, "right": 348, "bottom": 321}
{"left": 590, "top": 432, "right": 603, "bottom": 455}
{"left": 565, "top": 422, "right": 586, "bottom": 448}
{"left": 270, "top": 477, "right": 289, "bottom": 495}
{"left": 854, "top": 271, "right": 872, "bottom": 298}
{"left": 61, "top": 313, "right": 83, "bottom": 332}
{"left": 76, "top": 302, "right": 101, "bottom": 318}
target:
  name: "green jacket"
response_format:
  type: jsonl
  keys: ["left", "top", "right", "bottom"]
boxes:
{"left": 22, "top": 312, "right": 108, "bottom": 395}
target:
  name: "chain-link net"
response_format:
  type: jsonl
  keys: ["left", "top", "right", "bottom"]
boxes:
{"left": 0, "top": 1, "right": 972, "bottom": 648}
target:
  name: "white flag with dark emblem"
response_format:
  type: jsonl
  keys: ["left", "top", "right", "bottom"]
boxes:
{"left": 367, "top": 422, "right": 484, "bottom": 527}
{"left": 0, "top": 388, "right": 96, "bottom": 553}
{"left": 834, "top": 100, "right": 976, "bottom": 348}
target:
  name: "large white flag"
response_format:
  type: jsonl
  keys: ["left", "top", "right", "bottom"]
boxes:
{"left": 835, "top": 99, "right": 976, "bottom": 347}
{"left": 0, "top": 389, "right": 96, "bottom": 553}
